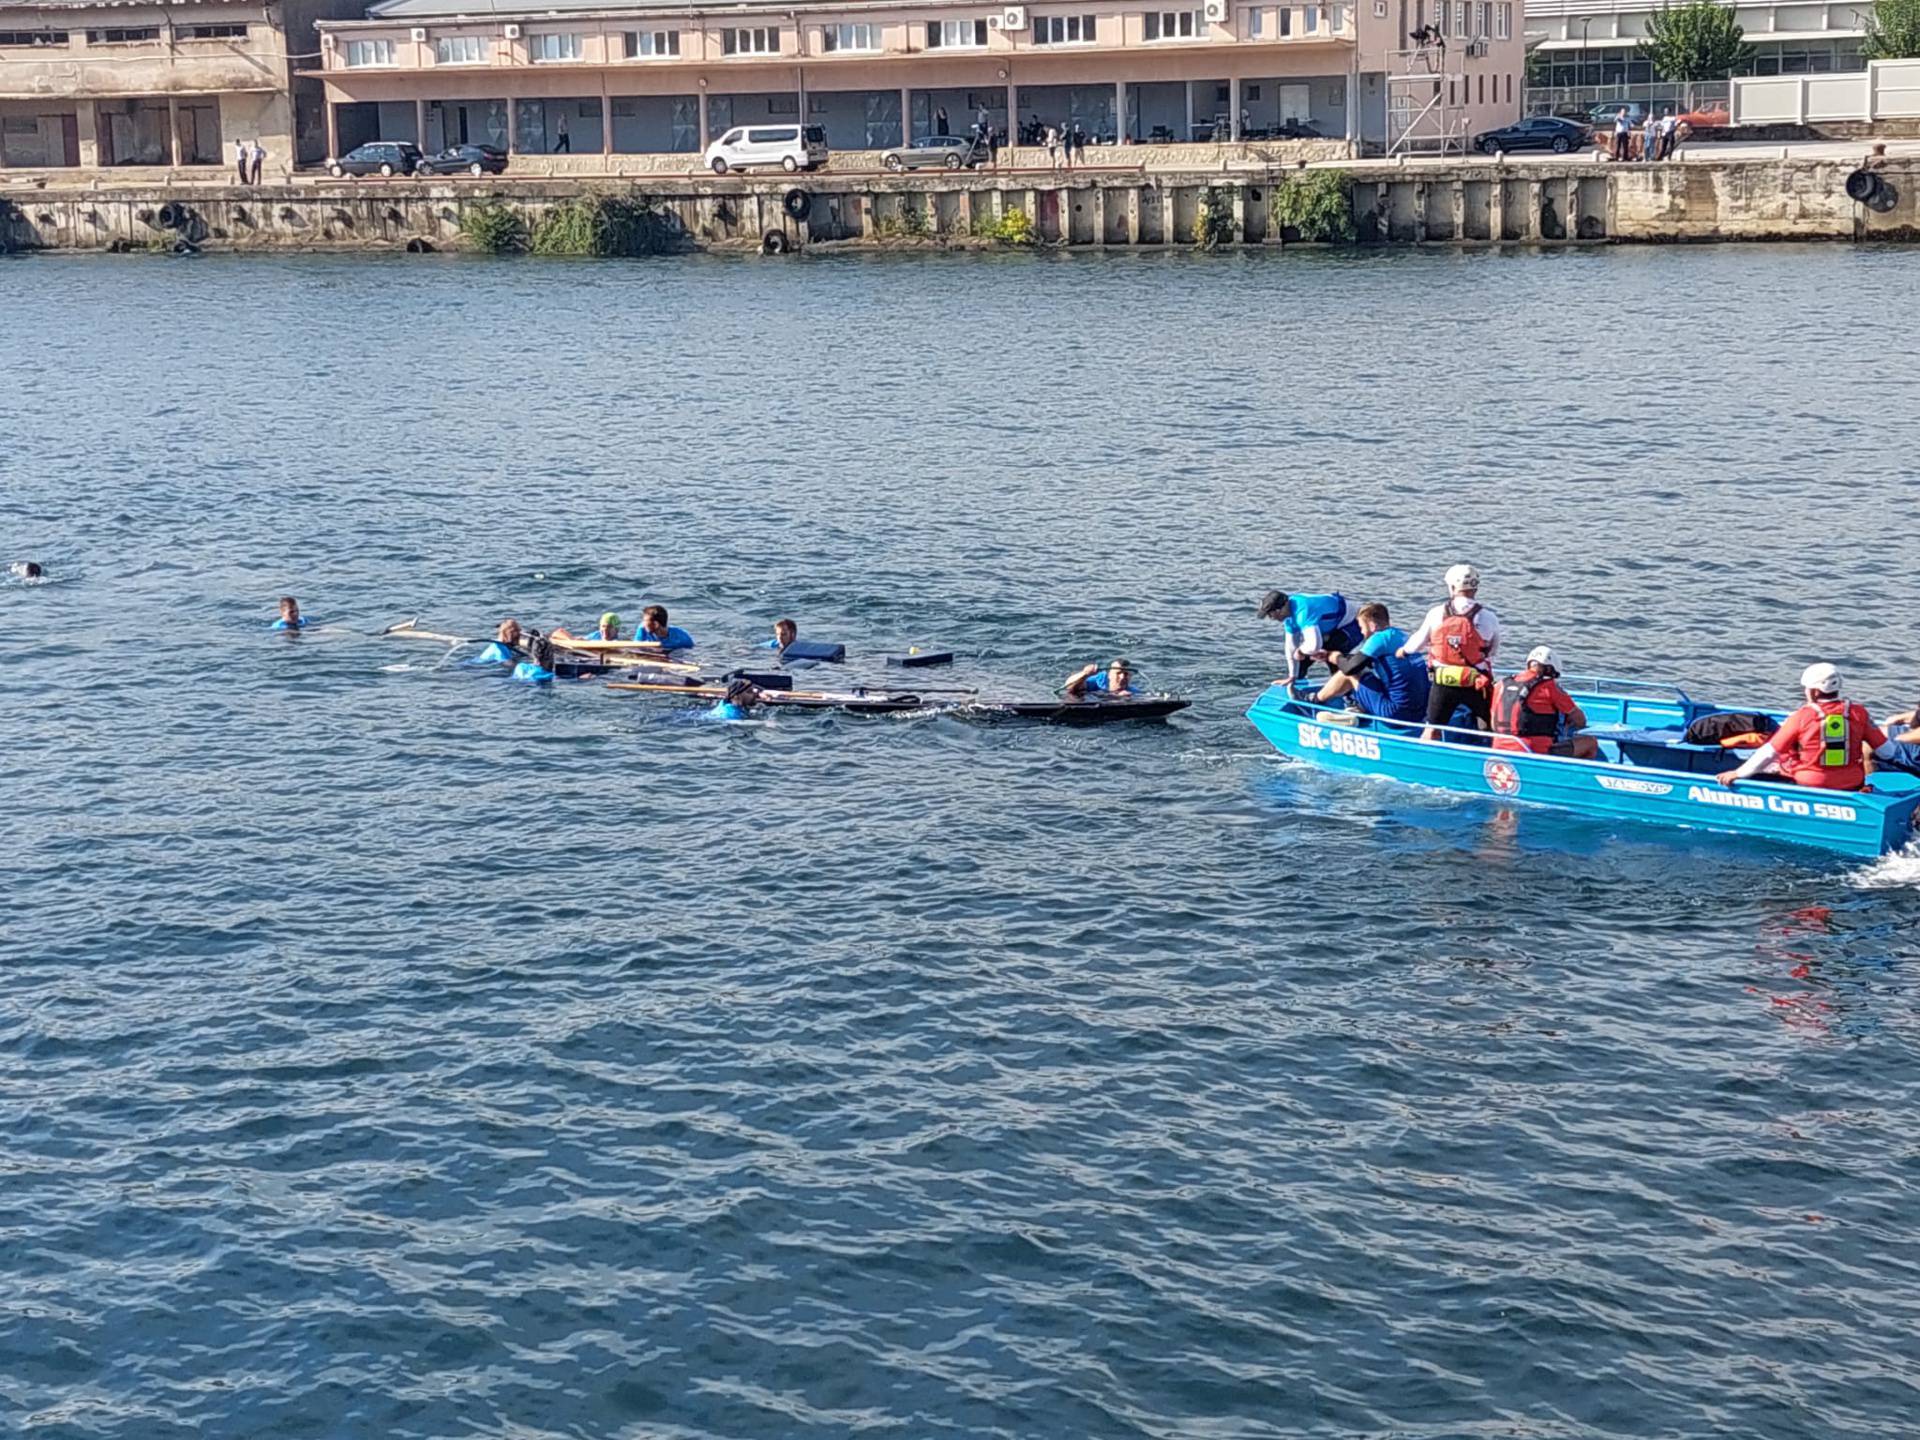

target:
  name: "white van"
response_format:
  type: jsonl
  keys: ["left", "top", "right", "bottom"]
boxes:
{"left": 705, "top": 124, "right": 828, "bottom": 175}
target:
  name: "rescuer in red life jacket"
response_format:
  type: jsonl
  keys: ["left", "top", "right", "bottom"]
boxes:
{"left": 1718, "top": 663, "right": 1904, "bottom": 791}
{"left": 1491, "top": 646, "right": 1600, "bottom": 759}
{"left": 1398, "top": 563, "right": 1502, "bottom": 740}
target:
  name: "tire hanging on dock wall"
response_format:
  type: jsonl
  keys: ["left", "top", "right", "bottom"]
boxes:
{"left": 782, "top": 188, "right": 812, "bottom": 221}
{"left": 761, "top": 229, "right": 790, "bottom": 255}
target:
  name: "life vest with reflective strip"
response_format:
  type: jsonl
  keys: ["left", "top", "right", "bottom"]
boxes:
{"left": 1492, "top": 670, "right": 1562, "bottom": 742}
{"left": 1428, "top": 601, "right": 1490, "bottom": 689}
{"left": 1779, "top": 698, "right": 1873, "bottom": 787}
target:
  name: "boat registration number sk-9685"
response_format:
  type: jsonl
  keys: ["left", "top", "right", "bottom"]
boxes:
{"left": 1296, "top": 723, "right": 1381, "bottom": 761}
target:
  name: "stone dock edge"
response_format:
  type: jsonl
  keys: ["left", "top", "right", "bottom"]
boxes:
{"left": 2, "top": 157, "right": 1914, "bottom": 253}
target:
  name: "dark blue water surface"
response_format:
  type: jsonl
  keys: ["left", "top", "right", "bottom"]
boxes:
{"left": 4, "top": 245, "right": 1920, "bottom": 1440}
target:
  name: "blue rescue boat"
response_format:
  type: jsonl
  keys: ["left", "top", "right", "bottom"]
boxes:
{"left": 1246, "top": 679, "right": 1920, "bottom": 859}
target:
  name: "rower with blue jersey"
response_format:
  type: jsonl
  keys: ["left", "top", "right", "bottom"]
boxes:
{"left": 271, "top": 596, "right": 308, "bottom": 630}
{"left": 511, "top": 632, "right": 557, "bottom": 684}
{"left": 709, "top": 679, "right": 762, "bottom": 722}
{"left": 638, "top": 604, "right": 694, "bottom": 652}
{"left": 1256, "top": 589, "right": 1362, "bottom": 681}
{"left": 764, "top": 617, "right": 798, "bottom": 651}
{"left": 1064, "top": 657, "right": 1138, "bottom": 698}
{"left": 1314, "top": 602, "right": 1430, "bottom": 723}
{"left": 464, "top": 618, "right": 525, "bottom": 665}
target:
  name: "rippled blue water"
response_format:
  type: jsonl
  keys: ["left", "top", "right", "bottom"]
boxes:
{"left": 4, "top": 245, "right": 1920, "bottom": 1440}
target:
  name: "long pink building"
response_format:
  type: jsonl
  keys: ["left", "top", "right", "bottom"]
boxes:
{"left": 312, "top": 0, "right": 1524, "bottom": 164}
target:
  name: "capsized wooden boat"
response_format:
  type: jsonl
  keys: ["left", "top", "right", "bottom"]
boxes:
{"left": 1246, "top": 678, "right": 1920, "bottom": 858}
{"left": 607, "top": 678, "right": 1190, "bottom": 724}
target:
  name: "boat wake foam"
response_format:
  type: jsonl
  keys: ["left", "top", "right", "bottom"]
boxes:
{"left": 1849, "top": 840, "right": 1920, "bottom": 889}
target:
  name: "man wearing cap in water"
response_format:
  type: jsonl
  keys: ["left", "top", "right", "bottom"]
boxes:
{"left": 1256, "top": 589, "right": 1362, "bottom": 682}
{"left": 589, "top": 612, "right": 623, "bottom": 641}
{"left": 710, "top": 678, "right": 763, "bottom": 722}
{"left": 1064, "top": 658, "right": 1137, "bottom": 698}
{"left": 1719, "top": 663, "right": 1906, "bottom": 790}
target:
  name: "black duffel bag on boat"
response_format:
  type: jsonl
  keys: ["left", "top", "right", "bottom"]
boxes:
{"left": 1685, "top": 711, "right": 1780, "bottom": 747}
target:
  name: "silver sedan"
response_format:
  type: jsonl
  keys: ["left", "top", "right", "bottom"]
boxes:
{"left": 881, "top": 135, "right": 989, "bottom": 172}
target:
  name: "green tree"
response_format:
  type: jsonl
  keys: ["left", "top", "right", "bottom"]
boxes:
{"left": 1863, "top": 0, "right": 1920, "bottom": 58}
{"left": 1638, "top": 0, "right": 1753, "bottom": 81}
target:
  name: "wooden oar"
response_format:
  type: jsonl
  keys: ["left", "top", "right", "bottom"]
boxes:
{"left": 380, "top": 620, "right": 476, "bottom": 644}
{"left": 606, "top": 679, "right": 918, "bottom": 704}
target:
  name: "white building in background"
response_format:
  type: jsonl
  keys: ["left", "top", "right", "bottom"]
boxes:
{"left": 1525, "top": 0, "right": 1869, "bottom": 110}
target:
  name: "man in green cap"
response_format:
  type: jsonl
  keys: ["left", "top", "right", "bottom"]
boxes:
{"left": 590, "top": 612, "right": 623, "bottom": 641}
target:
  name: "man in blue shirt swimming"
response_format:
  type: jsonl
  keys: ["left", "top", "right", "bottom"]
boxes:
{"left": 1314, "top": 603, "right": 1429, "bottom": 723}
{"left": 1064, "top": 657, "right": 1137, "bottom": 698}
{"left": 638, "top": 604, "right": 694, "bottom": 652}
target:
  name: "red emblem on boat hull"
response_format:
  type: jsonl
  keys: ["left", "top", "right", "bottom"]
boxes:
{"left": 1484, "top": 759, "right": 1521, "bottom": 796}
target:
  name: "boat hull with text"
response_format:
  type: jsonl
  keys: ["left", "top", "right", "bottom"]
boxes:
{"left": 1246, "top": 680, "right": 1920, "bottom": 859}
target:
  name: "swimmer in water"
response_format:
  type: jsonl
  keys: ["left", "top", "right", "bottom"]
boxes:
{"left": 468, "top": 619, "right": 524, "bottom": 665}
{"left": 272, "top": 596, "right": 306, "bottom": 630}
{"left": 1063, "top": 657, "right": 1136, "bottom": 698}
{"left": 9, "top": 562, "right": 44, "bottom": 580}
{"left": 710, "top": 678, "right": 762, "bottom": 721}
{"left": 591, "top": 611, "right": 623, "bottom": 642}
{"left": 512, "top": 630, "right": 557, "bottom": 684}
{"left": 765, "top": 617, "right": 798, "bottom": 651}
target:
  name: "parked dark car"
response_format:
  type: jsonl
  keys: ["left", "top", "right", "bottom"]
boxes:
{"left": 1474, "top": 116, "right": 1591, "bottom": 154}
{"left": 416, "top": 144, "right": 508, "bottom": 177}
{"left": 327, "top": 141, "right": 423, "bottom": 178}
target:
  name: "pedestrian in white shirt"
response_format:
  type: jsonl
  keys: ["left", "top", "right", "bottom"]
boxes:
{"left": 234, "top": 137, "right": 249, "bottom": 184}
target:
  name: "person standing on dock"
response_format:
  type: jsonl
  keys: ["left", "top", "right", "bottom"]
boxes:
{"left": 234, "top": 137, "right": 250, "bottom": 185}
{"left": 1612, "top": 108, "right": 1631, "bottom": 162}
{"left": 249, "top": 140, "right": 266, "bottom": 186}
{"left": 1657, "top": 109, "right": 1678, "bottom": 161}
{"left": 1641, "top": 111, "right": 1659, "bottom": 162}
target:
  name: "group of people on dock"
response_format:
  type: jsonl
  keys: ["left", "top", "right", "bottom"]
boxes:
{"left": 1608, "top": 108, "right": 1684, "bottom": 163}
{"left": 1259, "top": 566, "right": 1920, "bottom": 791}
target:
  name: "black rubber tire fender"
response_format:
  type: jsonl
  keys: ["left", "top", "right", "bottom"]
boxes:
{"left": 761, "top": 228, "right": 790, "bottom": 254}
{"left": 782, "top": 187, "right": 812, "bottom": 220}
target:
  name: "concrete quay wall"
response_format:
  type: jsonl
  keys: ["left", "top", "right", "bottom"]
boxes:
{"left": 2, "top": 158, "right": 1915, "bottom": 254}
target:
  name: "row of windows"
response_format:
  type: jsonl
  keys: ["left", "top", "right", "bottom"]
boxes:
{"left": 342, "top": 3, "right": 1519, "bottom": 68}
{"left": 1531, "top": 39, "right": 1863, "bottom": 86}
{"left": 0, "top": 23, "right": 245, "bottom": 46}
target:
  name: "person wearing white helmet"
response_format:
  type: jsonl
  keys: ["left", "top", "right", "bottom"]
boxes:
{"left": 1398, "top": 563, "right": 1502, "bottom": 739}
{"left": 1718, "top": 663, "right": 1903, "bottom": 791}
{"left": 1491, "top": 645, "right": 1599, "bottom": 759}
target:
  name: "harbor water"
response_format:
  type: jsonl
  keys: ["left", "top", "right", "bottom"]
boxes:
{"left": 3, "top": 245, "right": 1919, "bottom": 1439}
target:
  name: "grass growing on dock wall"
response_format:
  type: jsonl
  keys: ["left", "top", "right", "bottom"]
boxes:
{"left": 971, "top": 207, "right": 1036, "bottom": 246}
{"left": 459, "top": 201, "right": 529, "bottom": 254}
{"left": 530, "top": 195, "right": 675, "bottom": 256}
{"left": 1194, "top": 187, "right": 1237, "bottom": 250}
{"left": 1272, "top": 170, "right": 1356, "bottom": 243}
